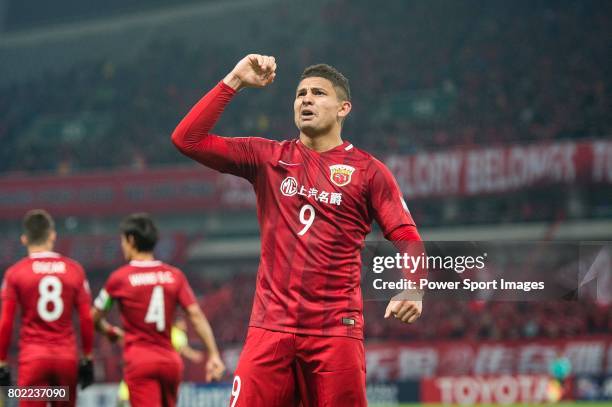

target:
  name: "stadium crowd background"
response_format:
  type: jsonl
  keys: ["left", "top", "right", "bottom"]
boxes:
{"left": 1, "top": 1, "right": 610, "bottom": 172}
{"left": 0, "top": 0, "right": 610, "bottom": 403}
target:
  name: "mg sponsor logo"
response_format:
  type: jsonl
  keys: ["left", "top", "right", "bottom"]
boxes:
{"left": 280, "top": 177, "right": 298, "bottom": 196}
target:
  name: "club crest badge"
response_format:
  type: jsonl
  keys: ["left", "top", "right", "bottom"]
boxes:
{"left": 329, "top": 164, "right": 355, "bottom": 187}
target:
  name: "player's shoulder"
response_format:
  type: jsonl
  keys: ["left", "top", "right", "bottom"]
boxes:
{"left": 101, "top": 263, "right": 132, "bottom": 285}
{"left": 3, "top": 258, "right": 28, "bottom": 283}
{"left": 243, "top": 137, "right": 304, "bottom": 165}
{"left": 58, "top": 255, "right": 85, "bottom": 273}
{"left": 248, "top": 137, "right": 302, "bottom": 147}
{"left": 247, "top": 136, "right": 283, "bottom": 144}
{"left": 6, "top": 257, "right": 30, "bottom": 273}
{"left": 257, "top": 137, "right": 298, "bottom": 151}
{"left": 114, "top": 260, "right": 184, "bottom": 279}
{"left": 6, "top": 252, "right": 80, "bottom": 273}
{"left": 111, "top": 263, "right": 135, "bottom": 278}
{"left": 162, "top": 262, "right": 188, "bottom": 280}
{"left": 240, "top": 136, "right": 287, "bottom": 148}
{"left": 52, "top": 255, "right": 89, "bottom": 287}
{"left": 347, "top": 142, "right": 374, "bottom": 158}
{"left": 235, "top": 136, "right": 294, "bottom": 157}
{"left": 345, "top": 143, "right": 388, "bottom": 173}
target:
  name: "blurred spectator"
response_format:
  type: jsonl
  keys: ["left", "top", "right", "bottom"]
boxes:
{"left": 176, "top": 271, "right": 612, "bottom": 346}
{"left": 0, "top": 0, "right": 609, "bottom": 173}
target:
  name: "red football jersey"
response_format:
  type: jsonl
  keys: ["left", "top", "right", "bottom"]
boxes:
{"left": 94, "top": 260, "right": 197, "bottom": 363}
{"left": 0, "top": 251, "right": 91, "bottom": 362}
{"left": 172, "top": 82, "right": 417, "bottom": 339}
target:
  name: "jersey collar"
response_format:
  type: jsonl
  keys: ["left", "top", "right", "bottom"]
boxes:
{"left": 129, "top": 260, "right": 162, "bottom": 267}
{"left": 296, "top": 139, "right": 353, "bottom": 155}
{"left": 29, "top": 251, "right": 61, "bottom": 259}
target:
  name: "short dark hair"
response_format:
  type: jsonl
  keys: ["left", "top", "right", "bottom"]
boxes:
{"left": 119, "top": 213, "right": 158, "bottom": 252}
{"left": 23, "top": 209, "right": 55, "bottom": 246}
{"left": 300, "top": 64, "right": 351, "bottom": 101}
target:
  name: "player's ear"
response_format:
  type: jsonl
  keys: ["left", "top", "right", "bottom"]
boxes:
{"left": 338, "top": 100, "right": 352, "bottom": 120}
{"left": 127, "top": 234, "right": 137, "bottom": 249}
{"left": 49, "top": 230, "right": 57, "bottom": 245}
{"left": 20, "top": 234, "right": 28, "bottom": 247}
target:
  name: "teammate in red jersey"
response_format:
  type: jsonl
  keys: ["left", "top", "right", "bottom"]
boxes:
{"left": 91, "top": 213, "right": 225, "bottom": 407}
{"left": 0, "top": 209, "right": 94, "bottom": 406}
{"left": 171, "top": 54, "right": 424, "bottom": 406}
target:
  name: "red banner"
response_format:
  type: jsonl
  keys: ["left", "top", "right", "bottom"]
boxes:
{"left": 387, "top": 139, "right": 612, "bottom": 199}
{"left": 0, "top": 139, "right": 610, "bottom": 219}
{"left": 365, "top": 336, "right": 612, "bottom": 381}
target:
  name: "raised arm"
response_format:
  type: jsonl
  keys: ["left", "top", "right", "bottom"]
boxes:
{"left": 171, "top": 54, "right": 276, "bottom": 177}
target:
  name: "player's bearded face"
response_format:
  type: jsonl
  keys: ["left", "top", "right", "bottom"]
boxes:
{"left": 294, "top": 77, "right": 346, "bottom": 137}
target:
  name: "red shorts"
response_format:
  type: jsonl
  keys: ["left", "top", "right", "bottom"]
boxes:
{"left": 230, "top": 327, "right": 366, "bottom": 407}
{"left": 124, "top": 352, "right": 183, "bottom": 407}
{"left": 17, "top": 358, "right": 78, "bottom": 407}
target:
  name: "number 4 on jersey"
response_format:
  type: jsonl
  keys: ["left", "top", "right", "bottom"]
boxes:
{"left": 145, "top": 285, "right": 165, "bottom": 331}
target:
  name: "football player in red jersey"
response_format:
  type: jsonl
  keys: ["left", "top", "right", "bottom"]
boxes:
{"left": 91, "top": 213, "right": 225, "bottom": 407}
{"left": 0, "top": 209, "right": 94, "bottom": 406}
{"left": 172, "top": 54, "right": 423, "bottom": 406}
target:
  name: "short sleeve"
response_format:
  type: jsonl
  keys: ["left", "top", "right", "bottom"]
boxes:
{"left": 176, "top": 272, "right": 197, "bottom": 310}
{"left": 93, "top": 272, "right": 120, "bottom": 311}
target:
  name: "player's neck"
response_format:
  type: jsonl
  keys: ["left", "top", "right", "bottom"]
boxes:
{"left": 27, "top": 244, "right": 54, "bottom": 254}
{"left": 129, "top": 252, "right": 155, "bottom": 261}
{"left": 299, "top": 133, "right": 343, "bottom": 153}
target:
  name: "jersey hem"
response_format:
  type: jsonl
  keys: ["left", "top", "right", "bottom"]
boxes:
{"left": 248, "top": 322, "right": 363, "bottom": 340}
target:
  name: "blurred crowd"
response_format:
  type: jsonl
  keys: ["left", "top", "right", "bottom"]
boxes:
{"left": 186, "top": 272, "right": 612, "bottom": 345}
{"left": 365, "top": 300, "right": 611, "bottom": 342}
{"left": 0, "top": 0, "right": 609, "bottom": 174}
{"left": 1, "top": 0, "right": 610, "bottom": 363}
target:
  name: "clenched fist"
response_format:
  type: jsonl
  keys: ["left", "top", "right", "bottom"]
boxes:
{"left": 223, "top": 54, "right": 277, "bottom": 91}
